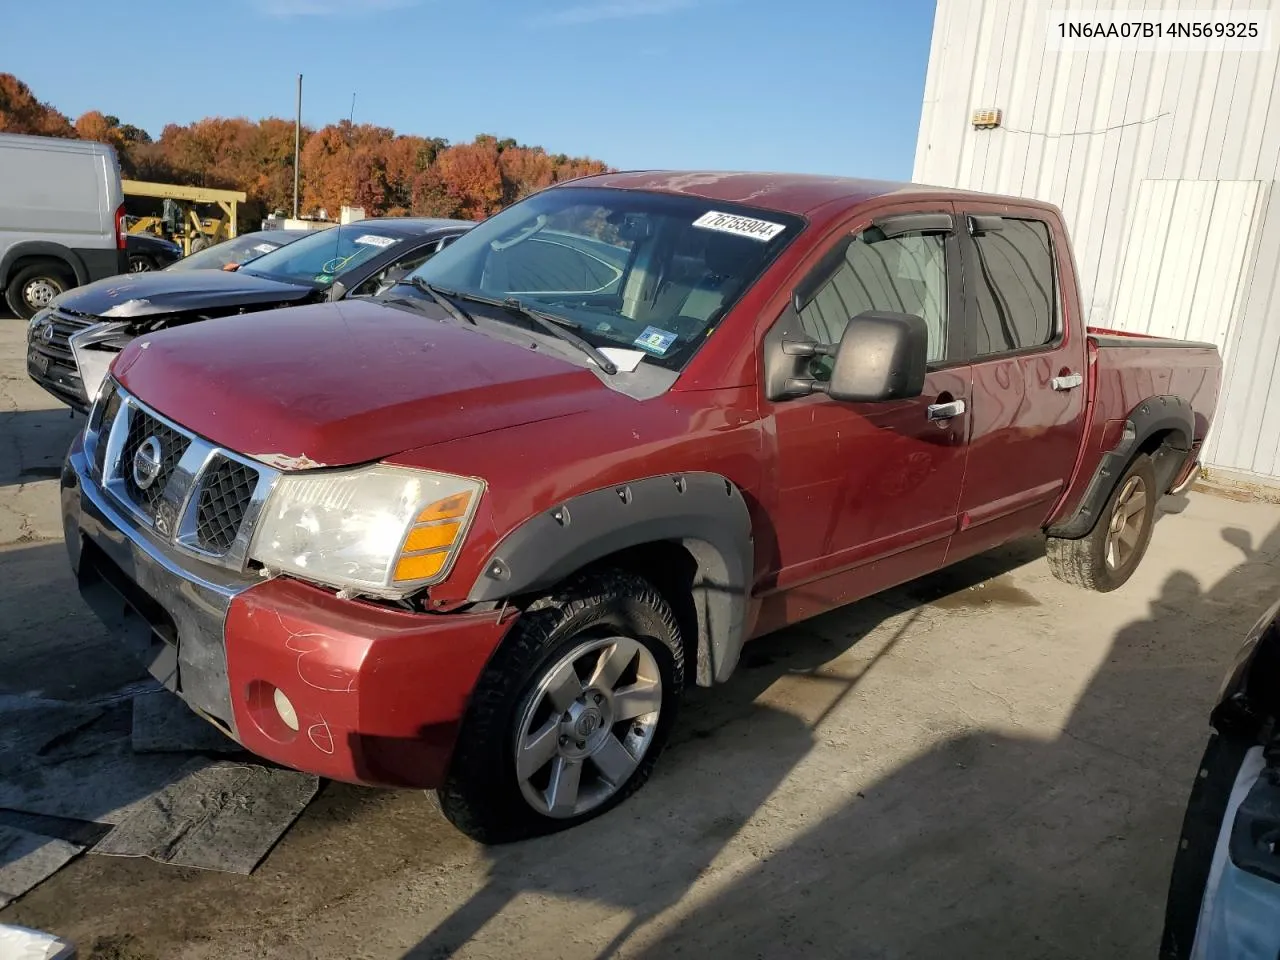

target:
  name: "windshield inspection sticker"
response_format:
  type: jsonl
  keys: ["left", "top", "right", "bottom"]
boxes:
{"left": 693, "top": 210, "right": 786, "bottom": 242}
{"left": 353, "top": 234, "right": 396, "bottom": 248}
{"left": 634, "top": 326, "right": 677, "bottom": 355}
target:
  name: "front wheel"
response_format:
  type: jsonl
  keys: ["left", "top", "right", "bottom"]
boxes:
{"left": 438, "top": 570, "right": 684, "bottom": 844}
{"left": 1047, "top": 453, "right": 1158, "bottom": 592}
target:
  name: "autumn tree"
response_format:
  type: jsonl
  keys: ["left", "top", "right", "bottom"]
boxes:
{"left": 0, "top": 74, "right": 75, "bottom": 137}
{"left": 2, "top": 73, "right": 614, "bottom": 223}
{"left": 499, "top": 146, "right": 556, "bottom": 205}
{"left": 435, "top": 139, "right": 504, "bottom": 220}
{"left": 74, "top": 111, "right": 124, "bottom": 152}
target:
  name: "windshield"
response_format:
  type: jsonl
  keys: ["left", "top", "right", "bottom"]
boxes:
{"left": 241, "top": 225, "right": 403, "bottom": 286}
{"left": 401, "top": 187, "right": 804, "bottom": 371}
{"left": 167, "top": 233, "right": 299, "bottom": 272}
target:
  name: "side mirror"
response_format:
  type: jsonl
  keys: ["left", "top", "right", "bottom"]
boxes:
{"left": 780, "top": 311, "right": 928, "bottom": 403}
{"left": 327, "top": 280, "right": 347, "bottom": 302}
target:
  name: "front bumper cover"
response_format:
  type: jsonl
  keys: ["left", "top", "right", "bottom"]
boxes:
{"left": 62, "top": 435, "right": 516, "bottom": 788}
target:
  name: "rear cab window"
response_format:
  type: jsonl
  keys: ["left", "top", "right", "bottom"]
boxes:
{"left": 964, "top": 215, "right": 1059, "bottom": 356}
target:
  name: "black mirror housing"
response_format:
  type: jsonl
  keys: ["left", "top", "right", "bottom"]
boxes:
{"left": 777, "top": 311, "right": 927, "bottom": 403}
{"left": 825, "top": 311, "right": 928, "bottom": 402}
{"left": 824, "top": 311, "right": 927, "bottom": 402}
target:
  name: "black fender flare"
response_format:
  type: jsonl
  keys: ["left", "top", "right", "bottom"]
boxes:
{"left": 467, "top": 472, "right": 753, "bottom": 685}
{"left": 1048, "top": 395, "right": 1195, "bottom": 539}
{"left": 0, "top": 241, "right": 87, "bottom": 288}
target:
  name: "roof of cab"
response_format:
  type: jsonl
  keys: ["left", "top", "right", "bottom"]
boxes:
{"left": 556, "top": 170, "right": 1034, "bottom": 217}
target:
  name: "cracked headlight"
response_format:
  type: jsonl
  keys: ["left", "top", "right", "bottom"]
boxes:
{"left": 249, "top": 464, "right": 484, "bottom": 599}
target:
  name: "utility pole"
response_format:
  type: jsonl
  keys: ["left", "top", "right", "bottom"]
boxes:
{"left": 292, "top": 74, "right": 302, "bottom": 219}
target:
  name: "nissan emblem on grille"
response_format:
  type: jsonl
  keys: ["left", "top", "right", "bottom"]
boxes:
{"left": 132, "top": 436, "right": 163, "bottom": 490}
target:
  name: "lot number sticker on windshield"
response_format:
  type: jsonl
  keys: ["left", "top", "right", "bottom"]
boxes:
{"left": 253, "top": 243, "right": 277, "bottom": 254}
{"left": 693, "top": 210, "right": 786, "bottom": 242}
{"left": 354, "top": 234, "right": 396, "bottom": 248}
{"left": 634, "top": 326, "right": 677, "bottom": 355}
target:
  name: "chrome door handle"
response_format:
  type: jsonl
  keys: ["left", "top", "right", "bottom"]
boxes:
{"left": 927, "top": 399, "right": 966, "bottom": 421}
{"left": 1052, "top": 373, "right": 1083, "bottom": 391}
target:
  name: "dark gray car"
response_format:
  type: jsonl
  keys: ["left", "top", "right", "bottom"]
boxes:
{"left": 26, "top": 217, "right": 472, "bottom": 412}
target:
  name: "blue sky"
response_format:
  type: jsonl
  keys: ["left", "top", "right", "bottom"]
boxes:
{"left": 1, "top": 0, "right": 936, "bottom": 179}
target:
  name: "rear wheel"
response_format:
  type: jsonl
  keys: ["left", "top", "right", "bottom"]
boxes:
{"left": 128, "top": 254, "right": 155, "bottom": 273}
{"left": 5, "top": 261, "right": 72, "bottom": 319}
{"left": 437, "top": 569, "right": 684, "bottom": 844}
{"left": 1047, "top": 453, "right": 1157, "bottom": 592}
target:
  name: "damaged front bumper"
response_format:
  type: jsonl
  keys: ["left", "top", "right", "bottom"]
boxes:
{"left": 61, "top": 433, "right": 516, "bottom": 788}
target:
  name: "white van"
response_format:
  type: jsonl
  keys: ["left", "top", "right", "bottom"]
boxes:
{"left": 0, "top": 133, "right": 128, "bottom": 319}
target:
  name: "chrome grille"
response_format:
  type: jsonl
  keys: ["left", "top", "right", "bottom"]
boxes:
{"left": 85, "top": 381, "right": 277, "bottom": 569}
{"left": 35, "top": 310, "right": 94, "bottom": 360}
{"left": 195, "top": 456, "right": 257, "bottom": 553}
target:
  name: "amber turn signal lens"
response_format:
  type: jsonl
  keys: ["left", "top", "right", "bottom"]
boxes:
{"left": 402, "top": 520, "right": 461, "bottom": 552}
{"left": 417, "top": 491, "right": 472, "bottom": 523}
{"left": 394, "top": 550, "right": 447, "bottom": 582}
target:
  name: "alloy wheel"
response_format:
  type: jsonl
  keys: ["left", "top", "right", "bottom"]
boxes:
{"left": 514, "top": 635, "right": 663, "bottom": 818}
{"left": 1105, "top": 475, "right": 1148, "bottom": 570}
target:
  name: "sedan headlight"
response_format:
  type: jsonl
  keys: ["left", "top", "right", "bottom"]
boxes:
{"left": 249, "top": 464, "right": 484, "bottom": 599}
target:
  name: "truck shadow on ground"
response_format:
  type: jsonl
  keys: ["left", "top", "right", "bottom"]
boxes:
{"left": 404, "top": 516, "right": 1279, "bottom": 960}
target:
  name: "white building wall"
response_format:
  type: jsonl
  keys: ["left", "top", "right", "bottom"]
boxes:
{"left": 914, "top": 0, "right": 1280, "bottom": 481}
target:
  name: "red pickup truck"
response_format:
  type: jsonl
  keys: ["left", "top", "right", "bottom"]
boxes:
{"left": 61, "top": 172, "right": 1221, "bottom": 842}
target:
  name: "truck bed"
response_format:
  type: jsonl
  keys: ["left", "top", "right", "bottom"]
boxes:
{"left": 1048, "top": 327, "right": 1222, "bottom": 531}
{"left": 1086, "top": 327, "right": 1221, "bottom": 440}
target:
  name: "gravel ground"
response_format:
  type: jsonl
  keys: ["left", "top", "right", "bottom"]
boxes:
{"left": 2, "top": 313, "right": 1277, "bottom": 960}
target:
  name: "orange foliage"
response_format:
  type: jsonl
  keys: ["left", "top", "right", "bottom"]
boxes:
{"left": 435, "top": 140, "right": 504, "bottom": 220}
{"left": 1, "top": 74, "right": 614, "bottom": 222}
{"left": 0, "top": 74, "right": 75, "bottom": 137}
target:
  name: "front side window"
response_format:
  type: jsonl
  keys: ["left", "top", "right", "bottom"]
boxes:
{"left": 969, "top": 217, "right": 1057, "bottom": 355}
{"left": 402, "top": 187, "right": 804, "bottom": 371}
{"left": 797, "top": 229, "right": 950, "bottom": 373}
{"left": 240, "top": 227, "right": 403, "bottom": 287}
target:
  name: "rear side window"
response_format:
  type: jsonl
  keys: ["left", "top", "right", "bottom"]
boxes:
{"left": 969, "top": 217, "right": 1057, "bottom": 355}
{"left": 797, "top": 230, "right": 950, "bottom": 365}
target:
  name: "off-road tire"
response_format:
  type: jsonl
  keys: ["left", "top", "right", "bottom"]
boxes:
{"left": 1047, "top": 453, "right": 1158, "bottom": 592}
{"left": 437, "top": 569, "right": 684, "bottom": 844}
{"left": 5, "top": 261, "right": 72, "bottom": 319}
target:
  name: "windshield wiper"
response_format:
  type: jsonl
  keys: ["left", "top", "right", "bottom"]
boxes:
{"left": 403, "top": 277, "right": 476, "bottom": 325}
{"left": 447, "top": 291, "right": 618, "bottom": 375}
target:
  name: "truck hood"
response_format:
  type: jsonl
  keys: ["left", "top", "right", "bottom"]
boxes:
{"left": 52, "top": 268, "right": 312, "bottom": 320}
{"left": 112, "top": 299, "right": 605, "bottom": 467}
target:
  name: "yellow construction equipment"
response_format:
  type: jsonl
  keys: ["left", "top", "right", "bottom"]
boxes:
{"left": 122, "top": 180, "right": 248, "bottom": 255}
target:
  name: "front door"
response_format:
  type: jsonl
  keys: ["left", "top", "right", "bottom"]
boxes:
{"left": 949, "top": 206, "right": 1088, "bottom": 562}
{"left": 755, "top": 202, "right": 972, "bottom": 633}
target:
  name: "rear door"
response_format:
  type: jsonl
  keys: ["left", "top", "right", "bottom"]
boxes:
{"left": 949, "top": 206, "right": 1088, "bottom": 561}
{"left": 755, "top": 201, "right": 972, "bottom": 631}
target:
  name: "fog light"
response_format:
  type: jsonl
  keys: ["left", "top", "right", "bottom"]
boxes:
{"left": 273, "top": 687, "right": 299, "bottom": 731}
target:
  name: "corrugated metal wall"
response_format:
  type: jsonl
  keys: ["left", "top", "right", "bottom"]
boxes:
{"left": 914, "top": 0, "right": 1280, "bottom": 481}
